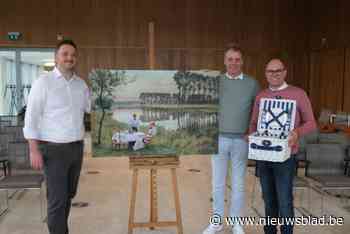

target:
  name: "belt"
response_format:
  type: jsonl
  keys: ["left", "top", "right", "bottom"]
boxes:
{"left": 38, "top": 140, "right": 83, "bottom": 145}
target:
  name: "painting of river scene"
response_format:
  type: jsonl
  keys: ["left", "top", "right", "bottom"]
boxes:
{"left": 90, "top": 69, "right": 220, "bottom": 156}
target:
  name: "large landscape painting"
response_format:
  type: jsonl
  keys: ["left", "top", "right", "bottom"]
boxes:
{"left": 90, "top": 69, "right": 220, "bottom": 156}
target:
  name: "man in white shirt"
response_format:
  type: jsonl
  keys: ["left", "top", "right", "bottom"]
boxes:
{"left": 128, "top": 113, "right": 140, "bottom": 132}
{"left": 23, "top": 40, "right": 90, "bottom": 234}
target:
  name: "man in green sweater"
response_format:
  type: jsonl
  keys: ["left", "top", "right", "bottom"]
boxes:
{"left": 202, "top": 44, "right": 260, "bottom": 234}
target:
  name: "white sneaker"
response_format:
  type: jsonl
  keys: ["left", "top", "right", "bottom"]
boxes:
{"left": 232, "top": 224, "right": 245, "bottom": 234}
{"left": 202, "top": 224, "right": 223, "bottom": 234}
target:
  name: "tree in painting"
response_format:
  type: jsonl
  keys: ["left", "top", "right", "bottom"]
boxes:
{"left": 173, "top": 71, "right": 219, "bottom": 104}
{"left": 90, "top": 69, "right": 129, "bottom": 145}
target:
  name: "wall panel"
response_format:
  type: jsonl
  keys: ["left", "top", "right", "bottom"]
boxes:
{"left": 309, "top": 49, "right": 344, "bottom": 116}
{"left": 344, "top": 47, "right": 350, "bottom": 112}
{"left": 1, "top": 0, "right": 324, "bottom": 111}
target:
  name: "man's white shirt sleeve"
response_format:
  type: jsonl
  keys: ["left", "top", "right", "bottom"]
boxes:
{"left": 23, "top": 77, "right": 47, "bottom": 140}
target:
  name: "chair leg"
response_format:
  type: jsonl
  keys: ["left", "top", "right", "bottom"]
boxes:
{"left": 321, "top": 190, "right": 325, "bottom": 215}
{"left": 294, "top": 186, "right": 312, "bottom": 216}
{"left": 8, "top": 189, "right": 20, "bottom": 199}
{"left": 0, "top": 190, "right": 9, "bottom": 218}
{"left": 300, "top": 188, "right": 305, "bottom": 210}
{"left": 345, "top": 190, "right": 350, "bottom": 207}
{"left": 294, "top": 188, "right": 300, "bottom": 214}
{"left": 5, "top": 190, "right": 9, "bottom": 210}
{"left": 342, "top": 190, "right": 349, "bottom": 205}
{"left": 307, "top": 185, "right": 312, "bottom": 215}
{"left": 40, "top": 185, "right": 46, "bottom": 222}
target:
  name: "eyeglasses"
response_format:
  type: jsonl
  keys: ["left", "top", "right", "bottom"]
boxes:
{"left": 266, "top": 68, "right": 285, "bottom": 75}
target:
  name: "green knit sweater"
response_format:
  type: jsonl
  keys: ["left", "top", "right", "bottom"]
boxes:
{"left": 218, "top": 74, "right": 260, "bottom": 135}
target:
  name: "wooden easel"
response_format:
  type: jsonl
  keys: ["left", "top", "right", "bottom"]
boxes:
{"left": 127, "top": 22, "right": 183, "bottom": 234}
{"left": 128, "top": 154, "right": 183, "bottom": 234}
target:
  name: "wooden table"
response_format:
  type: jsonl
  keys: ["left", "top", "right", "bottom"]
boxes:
{"left": 128, "top": 149, "right": 183, "bottom": 234}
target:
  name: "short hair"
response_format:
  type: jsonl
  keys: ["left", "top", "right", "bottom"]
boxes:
{"left": 266, "top": 57, "right": 287, "bottom": 69}
{"left": 266, "top": 51, "right": 289, "bottom": 68}
{"left": 55, "top": 39, "right": 77, "bottom": 53}
{"left": 225, "top": 42, "right": 243, "bottom": 57}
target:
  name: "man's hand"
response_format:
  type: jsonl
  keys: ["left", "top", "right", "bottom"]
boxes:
{"left": 28, "top": 140, "right": 43, "bottom": 170}
{"left": 244, "top": 134, "right": 249, "bottom": 142}
{"left": 288, "top": 130, "right": 298, "bottom": 147}
{"left": 30, "top": 150, "right": 43, "bottom": 170}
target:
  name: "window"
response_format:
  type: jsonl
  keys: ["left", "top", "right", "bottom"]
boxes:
{"left": 0, "top": 49, "right": 54, "bottom": 115}
{"left": 0, "top": 51, "right": 16, "bottom": 115}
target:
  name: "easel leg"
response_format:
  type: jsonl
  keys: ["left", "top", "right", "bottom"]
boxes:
{"left": 128, "top": 169, "right": 138, "bottom": 234}
{"left": 171, "top": 168, "right": 183, "bottom": 234}
{"left": 150, "top": 169, "right": 158, "bottom": 229}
